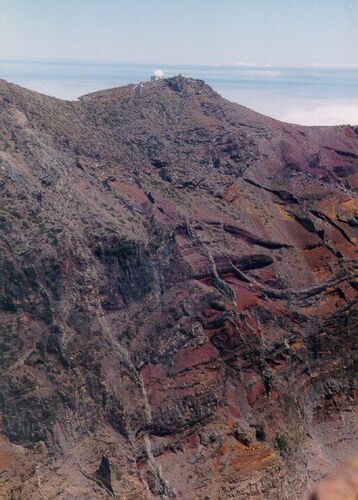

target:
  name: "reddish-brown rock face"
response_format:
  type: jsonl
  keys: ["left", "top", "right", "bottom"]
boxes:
{"left": 0, "top": 76, "right": 357, "bottom": 498}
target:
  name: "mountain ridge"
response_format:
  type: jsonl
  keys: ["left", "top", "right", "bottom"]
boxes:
{"left": 0, "top": 76, "right": 357, "bottom": 499}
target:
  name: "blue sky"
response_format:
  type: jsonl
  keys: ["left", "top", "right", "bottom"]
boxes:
{"left": 0, "top": 0, "right": 357, "bottom": 66}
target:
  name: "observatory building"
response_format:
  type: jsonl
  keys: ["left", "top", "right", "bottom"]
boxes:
{"left": 151, "top": 69, "right": 165, "bottom": 81}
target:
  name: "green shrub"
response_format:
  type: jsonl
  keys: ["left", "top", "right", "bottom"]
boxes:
{"left": 93, "top": 241, "right": 137, "bottom": 262}
{"left": 109, "top": 242, "right": 136, "bottom": 260}
{"left": 274, "top": 431, "right": 293, "bottom": 455}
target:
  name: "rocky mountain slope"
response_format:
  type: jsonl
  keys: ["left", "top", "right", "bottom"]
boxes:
{"left": 0, "top": 76, "right": 357, "bottom": 499}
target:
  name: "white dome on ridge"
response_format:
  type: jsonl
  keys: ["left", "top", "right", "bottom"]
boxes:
{"left": 153, "top": 69, "right": 165, "bottom": 79}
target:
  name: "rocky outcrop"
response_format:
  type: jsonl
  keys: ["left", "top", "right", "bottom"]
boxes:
{"left": 0, "top": 76, "right": 357, "bottom": 498}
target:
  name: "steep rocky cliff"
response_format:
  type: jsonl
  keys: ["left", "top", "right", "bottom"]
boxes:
{"left": 0, "top": 76, "right": 357, "bottom": 499}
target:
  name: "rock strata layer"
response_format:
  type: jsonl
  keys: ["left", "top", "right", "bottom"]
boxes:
{"left": 0, "top": 76, "right": 357, "bottom": 498}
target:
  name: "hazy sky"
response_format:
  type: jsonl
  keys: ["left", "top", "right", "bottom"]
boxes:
{"left": 0, "top": 0, "right": 357, "bottom": 66}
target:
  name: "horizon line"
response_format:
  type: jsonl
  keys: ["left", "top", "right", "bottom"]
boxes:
{"left": 1, "top": 57, "right": 358, "bottom": 70}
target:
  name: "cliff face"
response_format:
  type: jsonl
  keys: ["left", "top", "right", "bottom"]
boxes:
{"left": 0, "top": 76, "right": 357, "bottom": 499}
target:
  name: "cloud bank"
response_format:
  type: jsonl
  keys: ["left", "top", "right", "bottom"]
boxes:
{"left": 280, "top": 102, "right": 358, "bottom": 126}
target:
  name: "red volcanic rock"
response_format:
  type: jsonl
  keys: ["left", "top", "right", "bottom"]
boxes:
{"left": 247, "top": 381, "right": 266, "bottom": 406}
{"left": 0, "top": 76, "right": 357, "bottom": 498}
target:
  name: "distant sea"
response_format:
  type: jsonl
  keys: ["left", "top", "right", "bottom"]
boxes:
{"left": 1, "top": 60, "right": 358, "bottom": 126}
